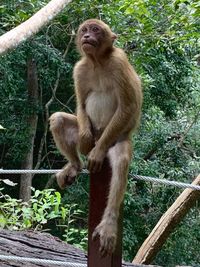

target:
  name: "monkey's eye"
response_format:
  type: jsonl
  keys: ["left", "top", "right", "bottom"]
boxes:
{"left": 81, "top": 27, "right": 87, "bottom": 33}
{"left": 92, "top": 26, "right": 100, "bottom": 32}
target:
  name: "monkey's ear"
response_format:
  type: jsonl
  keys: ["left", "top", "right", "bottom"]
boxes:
{"left": 111, "top": 33, "right": 117, "bottom": 42}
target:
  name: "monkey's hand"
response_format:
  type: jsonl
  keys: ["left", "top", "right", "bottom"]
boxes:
{"left": 88, "top": 146, "right": 106, "bottom": 173}
{"left": 79, "top": 131, "right": 94, "bottom": 156}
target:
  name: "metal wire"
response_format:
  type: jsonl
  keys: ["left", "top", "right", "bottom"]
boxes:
{"left": 0, "top": 169, "right": 200, "bottom": 190}
{"left": 0, "top": 255, "right": 86, "bottom": 266}
{"left": 0, "top": 169, "right": 60, "bottom": 174}
{"left": 132, "top": 174, "right": 200, "bottom": 190}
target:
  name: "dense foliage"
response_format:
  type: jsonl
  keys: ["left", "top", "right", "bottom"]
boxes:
{"left": 0, "top": 184, "right": 87, "bottom": 249}
{"left": 0, "top": 0, "right": 199, "bottom": 266}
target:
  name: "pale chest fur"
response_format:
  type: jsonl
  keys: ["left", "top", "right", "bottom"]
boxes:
{"left": 85, "top": 69, "right": 117, "bottom": 131}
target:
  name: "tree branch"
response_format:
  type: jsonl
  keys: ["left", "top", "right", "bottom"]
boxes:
{"left": 0, "top": 0, "right": 72, "bottom": 55}
{"left": 179, "top": 110, "right": 200, "bottom": 147}
{"left": 34, "top": 32, "right": 75, "bottom": 171}
{"left": 133, "top": 174, "right": 200, "bottom": 265}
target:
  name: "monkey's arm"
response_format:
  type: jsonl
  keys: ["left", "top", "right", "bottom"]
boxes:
{"left": 99, "top": 94, "right": 135, "bottom": 147}
{"left": 100, "top": 85, "right": 141, "bottom": 148}
{"left": 73, "top": 61, "right": 95, "bottom": 155}
{"left": 76, "top": 87, "right": 95, "bottom": 155}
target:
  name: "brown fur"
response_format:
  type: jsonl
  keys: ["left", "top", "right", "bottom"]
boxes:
{"left": 50, "top": 19, "right": 142, "bottom": 256}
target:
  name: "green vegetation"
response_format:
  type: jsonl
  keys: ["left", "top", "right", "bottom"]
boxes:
{"left": 0, "top": 0, "right": 199, "bottom": 266}
{"left": 0, "top": 185, "right": 87, "bottom": 250}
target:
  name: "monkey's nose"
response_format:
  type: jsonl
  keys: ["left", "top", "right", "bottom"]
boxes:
{"left": 84, "top": 34, "right": 90, "bottom": 39}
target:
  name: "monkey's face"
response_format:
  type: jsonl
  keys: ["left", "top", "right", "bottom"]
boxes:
{"left": 79, "top": 23, "right": 104, "bottom": 54}
{"left": 76, "top": 20, "right": 117, "bottom": 56}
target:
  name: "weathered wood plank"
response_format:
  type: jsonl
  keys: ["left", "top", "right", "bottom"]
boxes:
{"left": 0, "top": 230, "right": 159, "bottom": 267}
{"left": 0, "top": 230, "right": 87, "bottom": 267}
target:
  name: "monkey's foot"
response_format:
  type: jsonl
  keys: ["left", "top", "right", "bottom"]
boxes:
{"left": 56, "top": 163, "right": 81, "bottom": 189}
{"left": 92, "top": 218, "right": 117, "bottom": 257}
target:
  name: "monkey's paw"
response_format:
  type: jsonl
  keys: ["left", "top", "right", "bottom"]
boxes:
{"left": 56, "top": 163, "right": 80, "bottom": 189}
{"left": 92, "top": 220, "right": 117, "bottom": 257}
{"left": 79, "top": 131, "right": 94, "bottom": 156}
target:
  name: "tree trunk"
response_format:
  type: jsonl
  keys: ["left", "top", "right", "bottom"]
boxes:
{"left": 133, "top": 174, "right": 200, "bottom": 265}
{"left": 0, "top": 0, "right": 72, "bottom": 55}
{"left": 19, "top": 59, "right": 38, "bottom": 202}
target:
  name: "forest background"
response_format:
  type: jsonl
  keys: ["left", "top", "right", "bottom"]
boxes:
{"left": 0, "top": 0, "right": 199, "bottom": 266}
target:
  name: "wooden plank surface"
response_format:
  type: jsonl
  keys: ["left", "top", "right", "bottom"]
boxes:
{"left": 0, "top": 229, "right": 160, "bottom": 267}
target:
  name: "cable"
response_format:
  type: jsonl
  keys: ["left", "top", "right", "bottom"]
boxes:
{"left": 0, "top": 255, "right": 86, "bottom": 266}
{"left": 0, "top": 169, "right": 200, "bottom": 190}
{"left": 132, "top": 174, "right": 200, "bottom": 190}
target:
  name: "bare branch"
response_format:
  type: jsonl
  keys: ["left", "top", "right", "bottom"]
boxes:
{"left": 63, "top": 29, "right": 75, "bottom": 58}
{"left": 179, "top": 110, "right": 200, "bottom": 147}
{"left": 34, "top": 32, "right": 75, "bottom": 170}
{"left": 0, "top": 0, "right": 72, "bottom": 55}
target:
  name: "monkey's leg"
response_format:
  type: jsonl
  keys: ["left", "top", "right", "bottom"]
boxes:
{"left": 92, "top": 138, "right": 132, "bottom": 256}
{"left": 49, "top": 112, "right": 82, "bottom": 188}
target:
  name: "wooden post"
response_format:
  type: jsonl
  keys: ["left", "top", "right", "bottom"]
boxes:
{"left": 88, "top": 159, "right": 123, "bottom": 267}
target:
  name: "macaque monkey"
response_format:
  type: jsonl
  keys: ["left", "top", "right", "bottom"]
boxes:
{"left": 50, "top": 19, "right": 142, "bottom": 256}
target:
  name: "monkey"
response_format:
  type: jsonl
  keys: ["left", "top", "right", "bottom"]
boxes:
{"left": 50, "top": 19, "right": 142, "bottom": 256}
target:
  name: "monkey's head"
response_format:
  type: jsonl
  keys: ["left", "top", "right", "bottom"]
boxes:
{"left": 76, "top": 19, "right": 117, "bottom": 56}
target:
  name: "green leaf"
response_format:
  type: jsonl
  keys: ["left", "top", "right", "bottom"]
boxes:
{"left": 55, "top": 191, "right": 61, "bottom": 204}
{"left": 0, "top": 125, "right": 6, "bottom": 130}
{"left": 34, "top": 190, "right": 41, "bottom": 198}
{"left": 3, "top": 179, "right": 17, "bottom": 186}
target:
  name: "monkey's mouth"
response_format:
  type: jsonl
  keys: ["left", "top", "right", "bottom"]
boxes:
{"left": 82, "top": 41, "right": 96, "bottom": 47}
